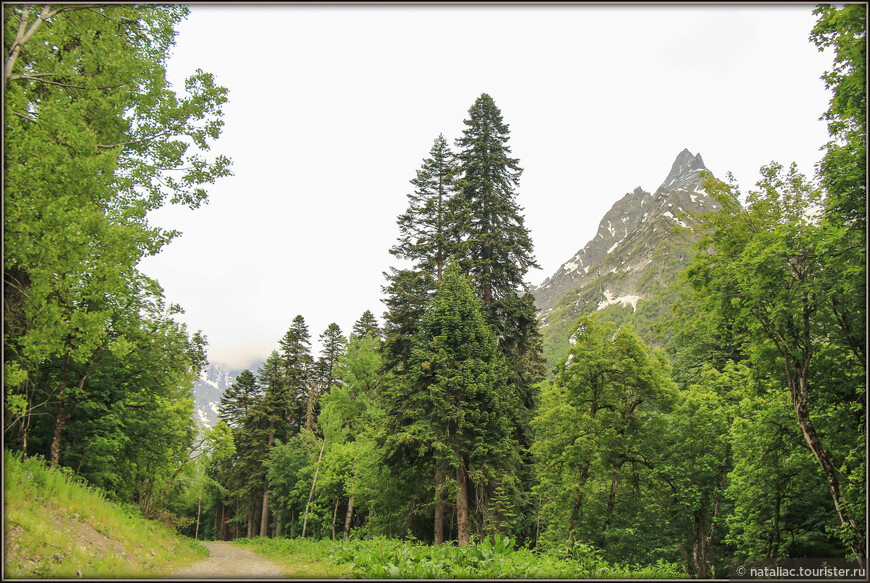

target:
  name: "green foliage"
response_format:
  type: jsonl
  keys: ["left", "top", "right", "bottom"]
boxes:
{"left": 725, "top": 386, "right": 844, "bottom": 559}
{"left": 686, "top": 162, "right": 865, "bottom": 559}
{"left": 532, "top": 315, "right": 677, "bottom": 555}
{"left": 381, "top": 265, "right": 520, "bottom": 542}
{"left": 4, "top": 450, "right": 207, "bottom": 578}
{"left": 391, "top": 133, "right": 460, "bottom": 283}
{"left": 810, "top": 4, "right": 866, "bottom": 235}
{"left": 4, "top": 3, "right": 230, "bottom": 392}
{"left": 242, "top": 536, "right": 686, "bottom": 579}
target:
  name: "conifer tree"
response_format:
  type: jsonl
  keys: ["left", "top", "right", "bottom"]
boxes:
{"left": 219, "top": 369, "right": 262, "bottom": 429}
{"left": 451, "top": 94, "right": 546, "bottom": 538}
{"left": 381, "top": 268, "right": 437, "bottom": 374}
{"left": 452, "top": 94, "right": 545, "bottom": 401}
{"left": 255, "top": 351, "right": 287, "bottom": 537}
{"left": 278, "top": 315, "right": 314, "bottom": 436}
{"left": 382, "top": 133, "right": 461, "bottom": 376}
{"left": 307, "top": 324, "right": 346, "bottom": 433}
{"left": 391, "top": 133, "right": 460, "bottom": 283}
{"left": 351, "top": 310, "right": 381, "bottom": 340}
{"left": 453, "top": 93, "right": 539, "bottom": 316}
{"left": 383, "top": 265, "right": 517, "bottom": 545}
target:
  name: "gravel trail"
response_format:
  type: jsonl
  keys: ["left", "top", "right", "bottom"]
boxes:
{"left": 169, "top": 541, "right": 287, "bottom": 579}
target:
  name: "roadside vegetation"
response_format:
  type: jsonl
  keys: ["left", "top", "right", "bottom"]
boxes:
{"left": 238, "top": 535, "right": 686, "bottom": 579}
{"left": 3, "top": 451, "right": 206, "bottom": 579}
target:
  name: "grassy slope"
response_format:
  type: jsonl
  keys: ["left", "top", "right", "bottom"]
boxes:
{"left": 3, "top": 450, "right": 207, "bottom": 579}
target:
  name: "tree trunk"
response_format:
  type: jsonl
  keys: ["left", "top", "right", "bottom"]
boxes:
{"left": 456, "top": 460, "right": 470, "bottom": 547}
{"left": 260, "top": 489, "right": 270, "bottom": 538}
{"left": 49, "top": 355, "right": 72, "bottom": 466}
{"left": 691, "top": 511, "right": 711, "bottom": 579}
{"left": 331, "top": 496, "right": 340, "bottom": 540}
{"left": 567, "top": 460, "right": 592, "bottom": 544}
{"left": 344, "top": 465, "right": 356, "bottom": 540}
{"left": 50, "top": 355, "right": 94, "bottom": 466}
{"left": 260, "top": 422, "right": 275, "bottom": 538}
{"left": 195, "top": 492, "right": 202, "bottom": 539}
{"left": 794, "top": 394, "right": 865, "bottom": 563}
{"left": 771, "top": 295, "right": 865, "bottom": 567}
{"left": 768, "top": 495, "right": 781, "bottom": 558}
{"left": 214, "top": 502, "right": 222, "bottom": 540}
{"left": 302, "top": 437, "right": 327, "bottom": 538}
{"left": 603, "top": 462, "right": 622, "bottom": 533}
{"left": 247, "top": 501, "right": 254, "bottom": 538}
{"left": 434, "top": 460, "right": 445, "bottom": 544}
{"left": 305, "top": 385, "right": 319, "bottom": 433}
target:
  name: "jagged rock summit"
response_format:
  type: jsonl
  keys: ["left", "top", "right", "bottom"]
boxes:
{"left": 532, "top": 149, "right": 720, "bottom": 365}
{"left": 659, "top": 148, "right": 708, "bottom": 193}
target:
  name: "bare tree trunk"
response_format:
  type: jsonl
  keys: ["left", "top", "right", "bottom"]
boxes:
{"left": 214, "top": 502, "right": 223, "bottom": 540}
{"left": 49, "top": 355, "right": 72, "bottom": 466}
{"left": 567, "top": 460, "right": 592, "bottom": 544}
{"left": 331, "top": 497, "right": 340, "bottom": 540}
{"left": 344, "top": 465, "right": 356, "bottom": 540}
{"left": 247, "top": 501, "right": 254, "bottom": 538}
{"left": 195, "top": 492, "right": 202, "bottom": 539}
{"left": 260, "top": 422, "right": 275, "bottom": 538}
{"left": 434, "top": 460, "right": 445, "bottom": 544}
{"left": 260, "top": 489, "right": 270, "bottom": 538}
{"left": 456, "top": 459, "right": 470, "bottom": 547}
{"left": 302, "top": 437, "right": 327, "bottom": 538}
{"left": 305, "top": 385, "right": 319, "bottom": 433}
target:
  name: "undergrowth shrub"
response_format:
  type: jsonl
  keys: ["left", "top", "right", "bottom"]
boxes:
{"left": 238, "top": 534, "right": 685, "bottom": 578}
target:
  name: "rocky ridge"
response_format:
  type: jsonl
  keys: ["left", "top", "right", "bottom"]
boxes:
{"left": 532, "top": 149, "right": 720, "bottom": 365}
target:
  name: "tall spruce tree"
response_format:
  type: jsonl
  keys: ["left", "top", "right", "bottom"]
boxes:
{"left": 219, "top": 369, "right": 262, "bottom": 429}
{"left": 453, "top": 93, "right": 545, "bottom": 405}
{"left": 255, "top": 351, "right": 287, "bottom": 537}
{"left": 453, "top": 93, "right": 539, "bottom": 314}
{"left": 278, "top": 315, "right": 314, "bottom": 436}
{"left": 391, "top": 133, "right": 460, "bottom": 283}
{"left": 451, "top": 94, "right": 545, "bottom": 540}
{"left": 382, "top": 134, "right": 461, "bottom": 376}
{"left": 382, "top": 265, "right": 518, "bottom": 545}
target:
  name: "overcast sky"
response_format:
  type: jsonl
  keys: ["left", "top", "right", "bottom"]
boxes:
{"left": 138, "top": 2, "right": 835, "bottom": 370}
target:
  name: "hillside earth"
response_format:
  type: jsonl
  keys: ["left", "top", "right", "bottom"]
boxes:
{"left": 533, "top": 149, "right": 720, "bottom": 367}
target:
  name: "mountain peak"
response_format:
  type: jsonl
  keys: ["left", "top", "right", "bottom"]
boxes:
{"left": 658, "top": 149, "right": 709, "bottom": 193}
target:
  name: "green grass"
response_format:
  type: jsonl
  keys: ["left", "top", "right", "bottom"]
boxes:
{"left": 233, "top": 537, "right": 352, "bottom": 578}
{"left": 238, "top": 535, "right": 686, "bottom": 579}
{"left": 3, "top": 450, "right": 207, "bottom": 578}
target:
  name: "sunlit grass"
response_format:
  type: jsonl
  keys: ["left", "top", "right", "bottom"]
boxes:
{"left": 3, "top": 450, "right": 207, "bottom": 578}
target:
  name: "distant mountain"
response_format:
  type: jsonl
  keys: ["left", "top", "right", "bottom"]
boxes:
{"left": 532, "top": 149, "right": 720, "bottom": 367}
{"left": 192, "top": 361, "right": 263, "bottom": 428}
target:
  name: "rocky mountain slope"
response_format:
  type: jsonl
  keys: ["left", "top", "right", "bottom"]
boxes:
{"left": 533, "top": 149, "right": 720, "bottom": 367}
{"left": 193, "top": 363, "right": 260, "bottom": 428}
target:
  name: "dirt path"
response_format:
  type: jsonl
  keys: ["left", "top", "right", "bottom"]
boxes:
{"left": 169, "top": 541, "right": 287, "bottom": 579}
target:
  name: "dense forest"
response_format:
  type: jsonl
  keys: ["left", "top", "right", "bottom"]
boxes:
{"left": 4, "top": 4, "right": 866, "bottom": 578}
